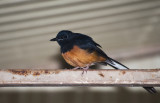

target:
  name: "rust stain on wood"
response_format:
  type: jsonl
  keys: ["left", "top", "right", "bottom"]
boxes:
{"left": 119, "top": 71, "right": 126, "bottom": 75}
{"left": 12, "top": 76, "right": 16, "bottom": 79}
{"left": 8, "top": 69, "right": 31, "bottom": 76}
{"left": 98, "top": 72, "right": 104, "bottom": 77}
{"left": 44, "top": 70, "right": 50, "bottom": 74}
{"left": 7, "top": 69, "right": 61, "bottom": 76}
{"left": 33, "top": 72, "right": 41, "bottom": 76}
{"left": 122, "top": 71, "right": 126, "bottom": 75}
{"left": 35, "top": 70, "right": 60, "bottom": 74}
{"left": 52, "top": 70, "right": 61, "bottom": 74}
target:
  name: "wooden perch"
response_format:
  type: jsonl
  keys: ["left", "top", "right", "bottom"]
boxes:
{"left": 0, "top": 69, "right": 160, "bottom": 87}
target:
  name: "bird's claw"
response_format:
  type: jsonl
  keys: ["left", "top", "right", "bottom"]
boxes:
{"left": 81, "top": 65, "right": 89, "bottom": 75}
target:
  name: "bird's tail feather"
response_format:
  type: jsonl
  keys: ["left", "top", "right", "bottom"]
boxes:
{"left": 105, "top": 57, "right": 129, "bottom": 70}
{"left": 104, "top": 57, "right": 157, "bottom": 94}
{"left": 143, "top": 87, "right": 157, "bottom": 94}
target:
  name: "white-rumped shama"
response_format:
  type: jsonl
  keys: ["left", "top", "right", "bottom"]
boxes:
{"left": 50, "top": 30, "right": 157, "bottom": 94}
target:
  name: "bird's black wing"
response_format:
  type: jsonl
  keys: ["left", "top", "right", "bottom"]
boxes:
{"left": 73, "top": 33, "right": 108, "bottom": 59}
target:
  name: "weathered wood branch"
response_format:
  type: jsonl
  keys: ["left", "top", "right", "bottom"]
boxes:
{"left": 0, "top": 69, "right": 160, "bottom": 87}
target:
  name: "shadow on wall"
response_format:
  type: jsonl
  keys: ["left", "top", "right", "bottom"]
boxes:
{"left": 0, "top": 87, "right": 159, "bottom": 103}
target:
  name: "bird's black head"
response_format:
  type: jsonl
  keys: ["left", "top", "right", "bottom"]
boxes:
{"left": 50, "top": 30, "right": 74, "bottom": 46}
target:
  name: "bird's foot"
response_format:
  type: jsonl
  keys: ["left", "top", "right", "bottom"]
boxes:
{"left": 82, "top": 65, "right": 89, "bottom": 75}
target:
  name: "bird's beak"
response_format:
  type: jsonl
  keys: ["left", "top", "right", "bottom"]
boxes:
{"left": 50, "top": 38, "right": 57, "bottom": 41}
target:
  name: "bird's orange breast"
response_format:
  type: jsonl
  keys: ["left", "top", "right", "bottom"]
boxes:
{"left": 62, "top": 45, "right": 106, "bottom": 67}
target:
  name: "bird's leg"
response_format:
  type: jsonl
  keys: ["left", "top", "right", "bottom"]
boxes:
{"left": 82, "top": 64, "right": 90, "bottom": 75}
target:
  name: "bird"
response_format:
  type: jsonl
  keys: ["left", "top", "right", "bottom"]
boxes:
{"left": 50, "top": 30, "right": 157, "bottom": 94}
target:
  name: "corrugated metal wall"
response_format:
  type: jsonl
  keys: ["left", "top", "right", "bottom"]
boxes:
{"left": 0, "top": 1, "right": 160, "bottom": 69}
{"left": 0, "top": 1, "right": 160, "bottom": 103}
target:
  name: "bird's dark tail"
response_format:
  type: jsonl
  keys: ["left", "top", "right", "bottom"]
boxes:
{"left": 105, "top": 57, "right": 157, "bottom": 94}
{"left": 143, "top": 87, "right": 157, "bottom": 94}
{"left": 105, "top": 57, "right": 129, "bottom": 70}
